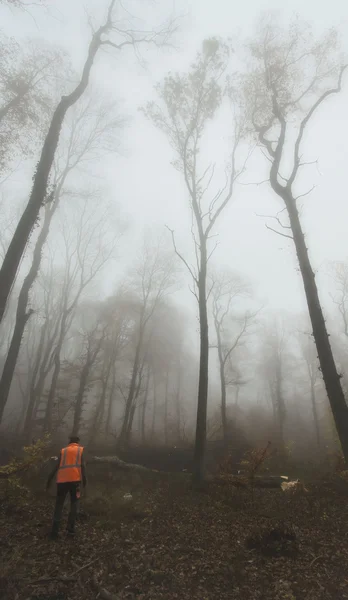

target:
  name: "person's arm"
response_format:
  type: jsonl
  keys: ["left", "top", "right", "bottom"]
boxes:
{"left": 46, "top": 453, "right": 60, "bottom": 489}
{"left": 81, "top": 453, "right": 87, "bottom": 487}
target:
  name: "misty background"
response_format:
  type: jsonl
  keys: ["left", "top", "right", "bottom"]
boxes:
{"left": 1, "top": 0, "right": 348, "bottom": 467}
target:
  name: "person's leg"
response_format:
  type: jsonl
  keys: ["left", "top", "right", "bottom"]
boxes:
{"left": 51, "top": 483, "right": 68, "bottom": 537}
{"left": 67, "top": 482, "right": 80, "bottom": 534}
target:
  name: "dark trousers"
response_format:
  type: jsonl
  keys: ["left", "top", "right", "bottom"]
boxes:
{"left": 51, "top": 481, "right": 80, "bottom": 534}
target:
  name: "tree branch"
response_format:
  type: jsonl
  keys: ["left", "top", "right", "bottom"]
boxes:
{"left": 265, "top": 224, "right": 294, "bottom": 240}
{"left": 166, "top": 226, "right": 198, "bottom": 284}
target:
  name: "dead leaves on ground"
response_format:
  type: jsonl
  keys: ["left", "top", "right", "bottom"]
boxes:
{"left": 1, "top": 476, "right": 348, "bottom": 599}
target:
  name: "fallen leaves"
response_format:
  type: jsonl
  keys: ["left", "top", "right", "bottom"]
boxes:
{"left": 1, "top": 474, "right": 348, "bottom": 599}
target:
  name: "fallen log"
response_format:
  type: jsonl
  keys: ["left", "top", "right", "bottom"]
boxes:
{"left": 90, "top": 455, "right": 158, "bottom": 473}
{"left": 253, "top": 476, "right": 288, "bottom": 488}
{"left": 214, "top": 474, "right": 288, "bottom": 488}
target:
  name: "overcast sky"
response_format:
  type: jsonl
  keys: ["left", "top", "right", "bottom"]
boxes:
{"left": 2, "top": 0, "right": 348, "bottom": 317}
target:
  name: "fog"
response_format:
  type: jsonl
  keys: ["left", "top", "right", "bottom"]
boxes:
{"left": 1, "top": 0, "right": 348, "bottom": 475}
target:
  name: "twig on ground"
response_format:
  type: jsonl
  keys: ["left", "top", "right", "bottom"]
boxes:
{"left": 29, "top": 557, "right": 99, "bottom": 585}
{"left": 92, "top": 573, "right": 121, "bottom": 599}
{"left": 309, "top": 555, "right": 324, "bottom": 568}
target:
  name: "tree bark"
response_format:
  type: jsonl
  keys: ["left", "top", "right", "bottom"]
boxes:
{"left": 118, "top": 332, "right": 143, "bottom": 449}
{"left": 151, "top": 372, "right": 158, "bottom": 439}
{"left": 140, "top": 367, "right": 150, "bottom": 445}
{"left": 283, "top": 190, "right": 348, "bottom": 460}
{"left": 105, "top": 368, "right": 116, "bottom": 436}
{"left": 22, "top": 320, "right": 48, "bottom": 441}
{"left": 0, "top": 14, "right": 112, "bottom": 324}
{"left": 71, "top": 362, "right": 90, "bottom": 437}
{"left": 193, "top": 246, "right": 209, "bottom": 484}
{"left": 215, "top": 322, "right": 227, "bottom": 443}
{"left": 310, "top": 375, "right": 322, "bottom": 452}
{"left": 175, "top": 368, "right": 182, "bottom": 442}
{"left": 43, "top": 307, "right": 71, "bottom": 433}
{"left": 164, "top": 368, "right": 169, "bottom": 445}
{"left": 0, "top": 202, "right": 55, "bottom": 424}
{"left": 275, "top": 359, "right": 286, "bottom": 458}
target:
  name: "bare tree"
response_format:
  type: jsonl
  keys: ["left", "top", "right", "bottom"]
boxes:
{"left": 210, "top": 270, "right": 253, "bottom": 442}
{"left": 330, "top": 261, "right": 348, "bottom": 339}
{"left": 259, "top": 319, "right": 288, "bottom": 459}
{"left": 2, "top": 93, "right": 124, "bottom": 434}
{"left": 298, "top": 331, "right": 323, "bottom": 452}
{"left": 118, "top": 238, "right": 176, "bottom": 449}
{"left": 0, "top": 0, "right": 47, "bottom": 7}
{"left": 145, "top": 40, "right": 249, "bottom": 481}
{"left": 243, "top": 16, "right": 348, "bottom": 461}
{"left": 71, "top": 320, "right": 106, "bottom": 437}
{"left": 0, "top": 197, "right": 55, "bottom": 425}
{"left": 41, "top": 197, "right": 119, "bottom": 435}
{"left": 0, "top": 34, "right": 68, "bottom": 173}
{"left": 0, "top": 0, "right": 175, "bottom": 324}
{"left": 88, "top": 296, "right": 132, "bottom": 446}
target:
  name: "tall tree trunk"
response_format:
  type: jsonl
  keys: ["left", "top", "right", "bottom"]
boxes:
{"left": 193, "top": 245, "right": 209, "bottom": 484}
{"left": 43, "top": 308, "right": 70, "bottom": 433}
{"left": 151, "top": 373, "right": 158, "bottom": 439}
{"left": 124, "top": 358, "right": 145, "bottom": 447}
{"left": 126, "top": 403, "right": 137, "bottom": 445}
{"left": 310, "top": 377, "right": 322, "bottom": 452}
{"left": 0, "top": 14, "right": 113, "bottom": 324}
{"left": 118, "top": 332, "right": 143, "bottom": 449}
{"left": 22, "top": 319, "right": 48, "bottom": 440}
{"left": 284, "top": 192, "right": 348, "bottom": 461}
{"left": 71, "top": 362, "right": 90, "bottom": 437}
{"left": 89, "top": 362, "right": 111, "bottom": 447}
{"left": 175, "top": 366, "right": 182, "bottom": 443}
{"left": 215, "top": 323, "right": 227, "bottom": 443}
{"left": 275, "top": 363, "right": 286, "bottom": 459}
{"left": 0, "top": 203, "right": 55, "bottom": 424}
{"left": 164, "top": 368, "right": 169, "bottom": 445}
{"left": 141, "top": 367, "right": 150, "bottom": 445}
{"left": 105, "top": 368, "right": 116, "bottom": 436}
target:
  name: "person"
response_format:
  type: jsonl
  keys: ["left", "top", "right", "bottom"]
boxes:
{"left": 46, "top": 435, "right": 87, "bottom": 539}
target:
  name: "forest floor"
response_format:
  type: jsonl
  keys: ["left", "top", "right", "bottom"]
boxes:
{"left": 1, "top": 471, "right": 348, "bottom": 600}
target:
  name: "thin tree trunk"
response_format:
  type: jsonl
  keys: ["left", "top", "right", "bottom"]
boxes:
{"left": 22, "top": 320, "right": 48, "bottom": 440}
{"left": 118, "top": 332, "right": 143, "bottom": 449}
{"left": 71, "top": 362, "right": 90, "bottom": 437}
{"left": 193, "top": 247, "right": 209, "bottom": 484}
{"left": 215, "top": 323, "right": 227, "bottom": 443}
{"left": 234, "top": 385, "right": 240, "bottom": 408}
{"left": 89, "top": 360, "right": 112, "bottom": 446}
{"left": 105, "top": 368, "right": 116, "bottom": 436}
{"left": 164, "top": 368, "right": 169, "bottom": 445}
{"left": 141, "top": 367, "right": 150, "bottom": 445}
{"left": 275, "top": 363, "right": 286, "bottom": 458}
{"left": 175, "top": 367, "right": 182, "bottom": 443}
{"left": 124, "top": 358, "right": 145, "bottom": 446}
{"left": 0, "top": 203, "right": 55, "bottom": 424}
{"left": 126, "top": 403, "right": 137, "bottom": 444}
{"left": 72, "top": 335, "right": 103, "bottom": 436}
{"left": 151, "top": 374, "right": 157, "bottom": 439}
{"left": 0, "top": 11, "right": 114, "bottom": 324}
{"left": 284, "top": 192, "right": 348, "bottom": 461}
{"left": 43, "top": 308, "right": 70, "bottom": 433}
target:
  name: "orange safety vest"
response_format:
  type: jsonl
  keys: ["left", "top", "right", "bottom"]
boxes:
{"left": 56, "top": 443, "right": 84, "bottom": 483}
